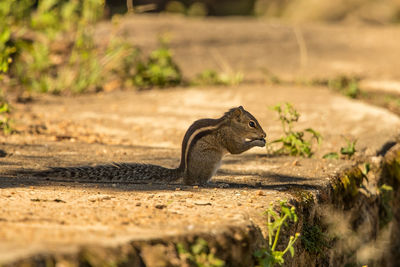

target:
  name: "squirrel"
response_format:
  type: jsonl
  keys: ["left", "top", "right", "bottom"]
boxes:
{"left": 26, "top": 106, "right": 266, "bottom": 185}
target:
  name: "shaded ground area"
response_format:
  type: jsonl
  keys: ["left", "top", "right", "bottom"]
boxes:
{"left": 1, "top": 15, "right": 400, "bottom": 265}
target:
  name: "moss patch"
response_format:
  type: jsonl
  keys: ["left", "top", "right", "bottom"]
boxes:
{"left": 332, "top": 167, "right": 365, "bottom": 208}
{"left": 301, "top": 223, "right": 331, "bottom": 255}
{"left": 378, "top": 184, "right": 394, "bottom": 228}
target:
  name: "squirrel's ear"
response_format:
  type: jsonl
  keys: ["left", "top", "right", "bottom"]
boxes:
{"left": 232, "top": 106, "right": 243, "bottom": 118}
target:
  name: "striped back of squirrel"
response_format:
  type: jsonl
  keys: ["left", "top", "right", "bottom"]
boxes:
{"left": 178, "top": 117, "right": 226, "bottom": 174}
{"left": 27, "top": 163, "right": 181, "bottom": 183}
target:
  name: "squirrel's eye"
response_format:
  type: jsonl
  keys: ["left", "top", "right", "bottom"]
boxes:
{"left": 249, "top": 121, "right": 256, "bottom": 128}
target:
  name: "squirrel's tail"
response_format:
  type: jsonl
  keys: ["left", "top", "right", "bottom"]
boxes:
{"left": 12, "top": 163, "right": 182, "bottom": 184}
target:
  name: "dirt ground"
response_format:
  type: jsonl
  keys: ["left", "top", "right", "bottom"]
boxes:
{"left": 1, "top": 15, "right": 400, "bottom": 265}
{"left": 103, "top": 15, "right": 400, "bottom": 84}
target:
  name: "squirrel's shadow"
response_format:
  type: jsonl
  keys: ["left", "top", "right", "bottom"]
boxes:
{"left": 1, "top": 150, "right": 321, "bottom": 191}
{"left": 1, "top": 167, "right": 322, "bottom": 192}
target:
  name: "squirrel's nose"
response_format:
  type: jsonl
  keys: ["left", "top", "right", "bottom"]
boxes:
{"left": 261, "top": 132, "right": 266, "bottom": 139}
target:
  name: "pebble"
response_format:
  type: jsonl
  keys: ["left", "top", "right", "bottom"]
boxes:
{"left": 234, "top": 232, "right": 244, "bottom": 241}
{"left": 256, "top": 190, "right": 264, "bottom": 196}
{"left": 194, "top": 201, "right": 212, "bottom": 206}
{"left": 292, "top": 160, "right": 300, "bottom": 166}
{"left": 371, "top": 156, "right": 382, "bottom": 165}
{"left": 88, "top": 194, "right": 112, "bottom": 202}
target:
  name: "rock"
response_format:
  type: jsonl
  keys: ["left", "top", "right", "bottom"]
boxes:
{"left": 88, "top": 194, "right": 112, "bottom": 202}
{"left": 155, "top": 204, "right": 166, "bottom": 209}
{"left": 194, "top": 201, "right": 212, "bottom": 206}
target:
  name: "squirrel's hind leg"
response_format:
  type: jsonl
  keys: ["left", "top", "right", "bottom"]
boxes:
{"left": 184, "top": 149, "right": 223, "bottom": 185}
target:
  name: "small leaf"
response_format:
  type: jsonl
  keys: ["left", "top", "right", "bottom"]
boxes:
{"left": 271, "top": 104, "right": 282, "bottom": 113}
{"left": 281, "top": 205, "right": 291, "bottom": 217}
{"left": 176, "top": 243, "right": 187, "bottom": 254}
{"left": 289, "top": 246, "right": 294, "bottom": 257}
{"left": 323, "top": 152, "right": 339, "bottom": 159}
{"left": 362, "top": 163, "right": 370, "bottom": 176}
{"left": 191, "top": 238, "right": 207, "bottom": 255}
{"left": 268, "top": 209, "right": 278, "bottom": 218}
{"left": 305, "top": 128, "right": 322, "bottom": 144}
{"left": 340, "top": 139, "right": 357, "bottom": 156}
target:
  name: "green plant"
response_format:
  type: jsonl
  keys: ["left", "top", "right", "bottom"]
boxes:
{"left": 323, "top": 137, "right": 357, "bottom": 159}
{"left": 15, "top": 41, "right": 52, "bottom": 92}
{"left": 328, "top": 76, "right": 360, "bottom": 98}
{"left": 133, "top": 41, "right": 182, "bottom": 89}
{"left": 0, "top": 93, "right": 12, "bottom": 134}
{"left": 361, "top": 162, "right": 370, "bottom": 176}
{"left": 254, "top": 200, "right": 300, "bottom": 267}
{"left": 378, "top": 184, "right": 393, "bottom": 228}
{"left": 187, "top": 2, "right": 208, "bottom": 17}
{"left": 193, "top": 69, "right": 243, "bottom": 86}
{"left": 176, "top": 238, "right": 225, "bottom": 267}
{"left": 165, "top": 1, "right": 187, "bottom": 14}
{"left": 322, "top": 152, "right": 339, "bottom": 159}
{"left": 0, "top": 1, "right": 17, "bottom": 134}
{"left": 310, "top": 75, "right": 361, "bottom": 99}
{"left": 2, "top": 1, "right": 187, "bottom": 95}
{"left": 382, "top": 94, "right": 400, "bottom": 115}
{"left": 291, "top": 190, "right": 314, "bottom": 208}
{"left": 108, "top": 40, "right": 140, "bottom": 85}
{"left": 340, "top": 138, "right": 357, "bottom": 157}
{"left": 0, "top": 0, "right": 105, "bottom": 94}
{"left": 385, "top": 95, "right": 400, "bottom": 108}
{"left": 8, "top": 0, "right": 127, "bottom": 94}
{"left": 67, "top": 29, "right": 103, "bottom": 93}
{"left": 0, "top": 0, "right": 24, "bottom": 75}
{"left": 328, "top": 75, "right": 360, "bottom": 99}
{"left": 164, "top": 1, "right": 208, "bottom": 16}
{"left": 0, "top": 29, "right": 16, "bottom": 75}
{"left": 268, "top": 103, "right": 322, "bottom": 157}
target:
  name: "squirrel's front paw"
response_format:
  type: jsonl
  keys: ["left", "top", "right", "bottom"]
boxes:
{"left": 253, "top": 138, "right": 266, "bottom": 147}
{"left": 245, "top": 137, "right": 266, "bottom": 147}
